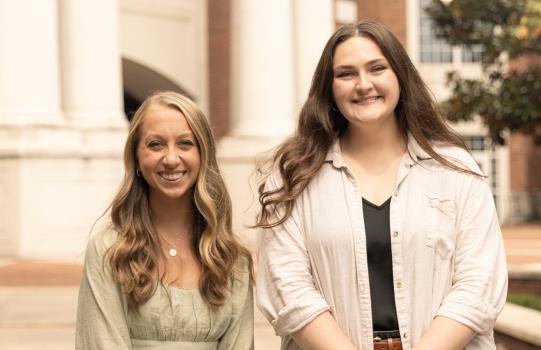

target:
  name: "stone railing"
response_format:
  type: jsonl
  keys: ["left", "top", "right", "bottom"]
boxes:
{"left": 495, "top": 302, "right": 541, "bottom": 349}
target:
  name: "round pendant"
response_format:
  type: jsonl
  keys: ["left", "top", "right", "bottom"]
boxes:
{"left": 169, "top": 248, "right": 177, "bottom": 257}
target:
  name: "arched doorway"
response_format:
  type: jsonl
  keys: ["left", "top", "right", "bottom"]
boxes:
{"left": 122, "top": 58, "right": 193, "bottom": 121}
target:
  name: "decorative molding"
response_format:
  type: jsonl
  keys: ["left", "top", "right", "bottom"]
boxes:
{"left": 119, "top": 0, "right": 198, "bottom": 21}
{"left": 0, "top": 126, "right": 126, "bottom": 159}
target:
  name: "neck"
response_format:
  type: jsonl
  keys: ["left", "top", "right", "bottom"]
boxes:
{"left": 340, "top": 116, "right": 406, "bottom": 164}
{"left": 149, "top": 191, "right": 194, "bottom": 239}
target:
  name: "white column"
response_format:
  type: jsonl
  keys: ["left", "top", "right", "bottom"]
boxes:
{"left": 229, "top": 0, "right": 295, "bottom": 137}
{"left": 293, "top": 0, "right": 335, "bottom": 109}
{"left": 219, "top": 0, "right": 296, "bottom": 254}
{"left": 59, "top": 0, "right": 125, "bottom": 128}
{"left": 0, "top": 0, "right": 62, "bottom": 258}
{"left": 0, "top": 0, "right": 62, "bottom": 125}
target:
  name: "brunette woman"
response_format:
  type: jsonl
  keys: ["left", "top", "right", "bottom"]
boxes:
{"left": 255, "top": 21, "right": 507, "bottom": 350}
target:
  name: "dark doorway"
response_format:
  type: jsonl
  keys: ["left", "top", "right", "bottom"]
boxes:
{"left": 122, "top": 58, "right": 193, "bottom": 122}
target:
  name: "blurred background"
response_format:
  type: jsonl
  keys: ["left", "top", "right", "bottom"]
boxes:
{"left": 0, "top": 0, "right": 540, "bottom": 349}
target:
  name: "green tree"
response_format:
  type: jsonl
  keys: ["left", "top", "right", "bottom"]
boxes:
{"left": 425, "top": 0, "right": 541, "bottom": 144}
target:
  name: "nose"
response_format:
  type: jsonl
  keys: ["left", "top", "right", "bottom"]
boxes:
{"left": 163, "top": 146, "right": 181, "bottom": 167}
{"left": 355, "top": 72, "right": 372, "bottom": 92}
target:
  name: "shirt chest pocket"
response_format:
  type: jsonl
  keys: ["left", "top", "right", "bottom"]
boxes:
{"left": 422, "top": 194, "right": 457, "bottom": 261}
{"left": 420, "top": 194, "right": 458, "bottom": 313}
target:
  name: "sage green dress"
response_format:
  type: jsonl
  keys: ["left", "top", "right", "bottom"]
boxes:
{"left": 75, "top": 229, "right": 254, "bottom": 349}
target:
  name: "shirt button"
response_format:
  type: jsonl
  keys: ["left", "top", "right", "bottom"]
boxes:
{"left": 393, "top": 230, "right": 399, "bottom": 237}
{"left": 403, "top": 332, "right": 408, "bottom": 339}
{"left": 393, "top": 190, "right": 398, "bottom": 197}
{"left": 396, "top": 282, "right": 402, "bottom": 288}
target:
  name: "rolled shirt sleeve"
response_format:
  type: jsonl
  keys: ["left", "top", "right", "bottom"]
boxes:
{"left": 256, "top": 175, "right": 330, "bottom": 336}
{"left": 436, "top": 172, "right": 508, "bottom": 334}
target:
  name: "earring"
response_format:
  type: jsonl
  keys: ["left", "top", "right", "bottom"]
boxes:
{"left": 136, "top": 169, "right": 142, "bottom": 177}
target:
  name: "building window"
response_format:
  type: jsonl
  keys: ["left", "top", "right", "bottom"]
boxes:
{"left": 462, "top": 45, "right": 483, "bottom": 63}
{"left": 463, "top": 135, "right": 500, "bottom": 210}
{"left": 463, "top": 135, "right": 486, "bottom": 151}
{"left": 491, "top": 157, "right": 497, "bottom": 188}
{"left": 419, "top": 0, "right": 482, "bottom": 64}
{"left": 419, "top": 0, "right": 452, "bottom": 63}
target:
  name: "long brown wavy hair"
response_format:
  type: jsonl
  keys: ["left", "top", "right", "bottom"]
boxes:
{"left": 256, "top": 20, "right": 478, "bottom": 228}
{"left": 106, "top": 91, "right": 252, "bottom": 313}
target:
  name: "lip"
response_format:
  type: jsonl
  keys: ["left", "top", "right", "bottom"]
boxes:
{"left": 158, "top": 170, "right": 187, "bottom": 182}
{"left": 352, "top": 96, "right": 381, "bottom": 104}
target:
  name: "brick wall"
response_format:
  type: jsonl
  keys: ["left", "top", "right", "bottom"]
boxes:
{"left": 357, "top": 0, "right": 407, "bottom": 47}
{"left": 508, "top": 54, "right": 541, "bottom": 74}
{"left": 508, "top": 55, "right": 541, "bottom": 192}
{"left": 509, "top": 277, "right": 541, "bottom": 295}
{"left": 208, "top": 0, "right": 231, "bottom": 139}
{"left": 510, "top": 132, "right": 541, "bottom": 191}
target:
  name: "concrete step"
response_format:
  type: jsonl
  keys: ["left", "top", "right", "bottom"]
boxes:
{"left": 0, "top": 286, "right": 281, "bottom": 350}
{"left": 0, "top": 287, "right": 77, "bottom": 327}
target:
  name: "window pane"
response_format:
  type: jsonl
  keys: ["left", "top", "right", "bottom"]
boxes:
{"left": 463, "top": 136, "right": 486, "bottom": 151}
{"left": 419, "top": 0, "right": 452, "bottom": 63}
{"left": 462, "top": 45, "right": 483, "bottom": 63}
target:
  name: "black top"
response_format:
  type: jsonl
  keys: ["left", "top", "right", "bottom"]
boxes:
{"left": 362, "top": 197, "right": 399, "bottom": 332}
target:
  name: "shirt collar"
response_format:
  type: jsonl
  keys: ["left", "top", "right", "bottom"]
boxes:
{"left": 325, "top": 133, "right": 433, "bottom": 169}
{"left": 325, "top": 140, "right": 347, "bottom": 169}
{"left": 404, "top": 133, "right": 433, "bottom": 167}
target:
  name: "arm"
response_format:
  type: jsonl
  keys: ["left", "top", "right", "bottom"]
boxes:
{"left": 416, "top": 173, "right": 507, "bottom": 349}
{"left": 292, "top": 311, "right": 357, "bottom": 350}
{"left": 218, "top": 258, "right": 255, "bottom": 350}
{"left": 412, "top": 316, "right": 474, "bottom": 350}
{"left": 256, "top": 176, "right": 355, "bottom": 349}
{"left": 75, "top": 231, "right": 132, "bottom": 350}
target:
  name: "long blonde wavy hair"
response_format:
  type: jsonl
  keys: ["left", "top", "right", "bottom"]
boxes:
{"left": 255, "top": 21, "right": 480, "bottom": 229}
{"left": 106, "top": 91, "right": 252, "bottom": 313}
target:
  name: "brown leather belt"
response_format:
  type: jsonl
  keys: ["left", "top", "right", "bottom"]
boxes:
{"left": 373, "top": 337, "right": 402, "bottom": 350}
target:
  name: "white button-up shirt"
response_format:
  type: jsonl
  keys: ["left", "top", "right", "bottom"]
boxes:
{"left": 256, "top": 138, "right": 508, "bottom": 350}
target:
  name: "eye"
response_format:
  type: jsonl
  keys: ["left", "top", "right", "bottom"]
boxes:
{"left": 370, "top": 65, "right": 387, "bottom": 73}
{"left": 178, "top": 139, "right": 195, "bottom": 149}
{"left": 336, "top": 71, "right": 355, "bottom": 78}
{"left": 147, "top": 140, "right": 163, "bottom": 150}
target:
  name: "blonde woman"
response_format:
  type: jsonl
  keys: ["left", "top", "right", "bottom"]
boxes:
{"left": 76, "top": 91, "right": 254, "bottom": 349}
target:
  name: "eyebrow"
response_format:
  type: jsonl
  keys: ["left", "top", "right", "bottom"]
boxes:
{"left": 143, "top": 131, "right": 194, "bottom": 139}
{"left": 334, "top": 58, "right": 388, "bottom": 70}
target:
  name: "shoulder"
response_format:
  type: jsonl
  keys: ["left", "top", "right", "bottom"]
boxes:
{"left": 230, "top": 254, "right": 253, "bottom": 295}
{"left": 431, "top": 143, "right": 483, "bottom": 175}
{"left": 80, "top": 226, "right": 121, "bottom": 287}
{"left": 84, "top": 225, "right": 119, "bottom": 265}
{"left": 422, "top": 144, "right": 492, "bottom": 203}
{"left": 232, "top": 255, "right": 252, "bottom": 285}
{"left": 262, "top": 169, "right": 284, "bottom": 192}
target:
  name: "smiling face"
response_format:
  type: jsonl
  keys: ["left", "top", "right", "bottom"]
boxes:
{"left": 136, "top": 103, "right": 201, "bottom": 205}
{"left": 332, "top": 36, "right": 400, "bottom": 129}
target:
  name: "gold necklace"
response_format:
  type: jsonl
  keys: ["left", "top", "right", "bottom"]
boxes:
{"left": 159, "top": 232, "right": 187, "bottom": 257}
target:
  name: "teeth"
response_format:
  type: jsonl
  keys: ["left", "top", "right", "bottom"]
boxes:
{"left": 355, "top": 96, "right": 379, "bottom": 103}
{"left": 160, "top": 171, "right": 186, "bottom": 181}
